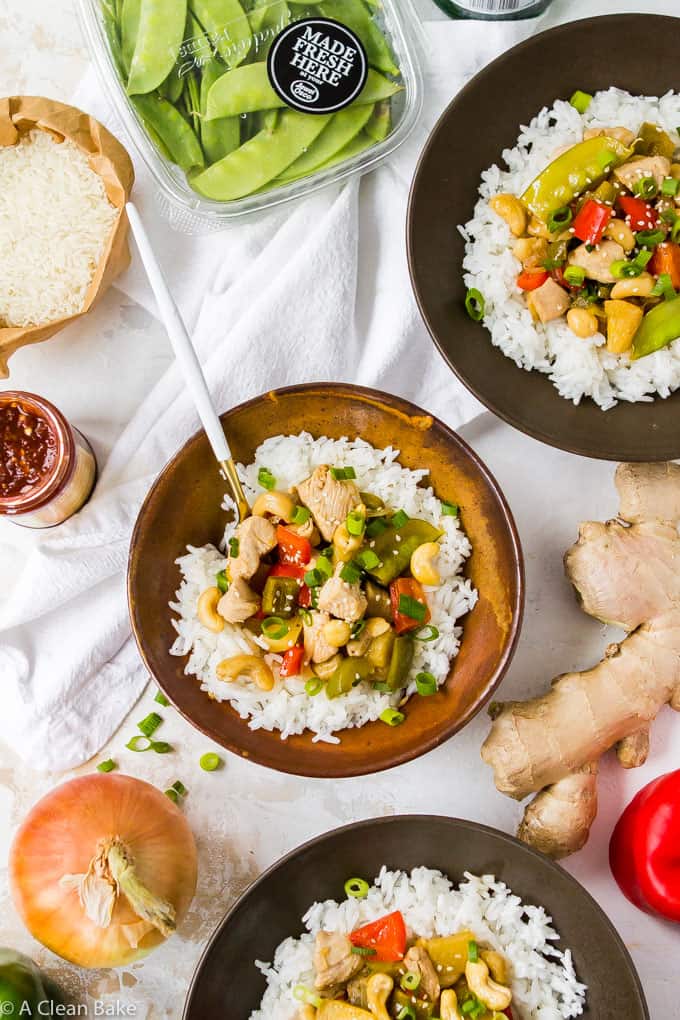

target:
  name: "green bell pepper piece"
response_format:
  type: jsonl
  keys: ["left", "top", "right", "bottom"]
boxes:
{"left": 366, "top": 519, "right": 443, "bottom": 586}
{"left": 0, "top": 949, "right": 54, "bottom": 1017}
{"left": 262, "top": 576, "right": 299, "bottom": 617}
{"left": 631, "top": 296, "right": 680, "bottom": 360}
{"left": 386, "top": 635, "right": 414, "bottom": 691}
{"left": 637, "top": 122, "right": 675, "bottom": 159}
{"left": 326, "top": 657, "right": 373, "bottom": 699}
{"left": 521, "top": 136, "right": 632, "bottom": 223}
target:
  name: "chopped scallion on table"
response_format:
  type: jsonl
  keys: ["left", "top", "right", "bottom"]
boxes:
{"left": 199, "top": 752, "right": 222, "bottom": 772}
{"left": 154, "top": 689, "right": 170, "bottom": 706}
{"left": 137, "top": 712, "right": 162, "bottom": 738}
{"left": 96, "top": 759, "right": 116, "bottom": 773}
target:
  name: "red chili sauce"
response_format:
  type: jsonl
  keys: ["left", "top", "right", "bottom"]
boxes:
{"left": 0, "top": 400, "right": 57, "bottom": 498}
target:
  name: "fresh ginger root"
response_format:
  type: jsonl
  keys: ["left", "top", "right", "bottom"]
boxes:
{"left": 481, "top": 462, "right": 680, "bottom": 858}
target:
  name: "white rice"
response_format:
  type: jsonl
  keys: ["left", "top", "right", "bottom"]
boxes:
{"left": 461, "top": 88, "right": 680, "bottom": 410}
{"left": 250, "top": 866, "right": 587, "bottom": 1020}
{"left": 169, "top": 433, "right": 477, "bottom": 743}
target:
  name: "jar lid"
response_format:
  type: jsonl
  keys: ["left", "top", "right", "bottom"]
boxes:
{"left": 0, "top": 391, "right": 76, "bottom": 516}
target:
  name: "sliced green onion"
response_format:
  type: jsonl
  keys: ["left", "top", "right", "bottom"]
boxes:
{"left": 304, "top": 568, "right": 322, "bottom": 587}
{"left": 350, "top": 619, "right": 366, "bottom": 638}
{"left": 366, "top": 518, "right": 388, "bottom": 538}
{"left": 261, "top": 616, "right": 289, "bottom": 641}
{"left": 299, "top": 608, "right": 313, "bottom": 626}
{"left": 304, "top": 677, "right": 323, "bottom": 696}
{"left": 330, "top": 466, "right": 357, "bottom": 481}
{"left": 216, "top": 569, "right": 229, "bottom": 593}
{"left": 547, "top": 205, "right": 572, "bottom": 233}
{"left": 373, "top": 681, "right": 392, "bottom": 693}
{"left": 462, "top": 1002, "right": 477, "bottom": 1016}
{"left": 154, "top": 689, "right": 170, "bottom": 706}
{"left": 401, "top": 971, "right": 421, "bottom": 992}
{"left": 346, "top": 509, "right": 366, "bottom": 537}
{"left": 391, "top": 509, "right": 410, "bottom": 530}
{"left": 635, "top": 229, "right": 665, "bottom": 248}
{"left": 541, "top": 256, "right": 565, "bottom": 270}
{"left": 569, "top": 89, "right": 592, "bottom": 113}
{"left": 671, "top": 219, "right": 680, "bottom": 243}
{"left": 416, "top": 671, "right": 438, "bottom": 696}
{"left": 380, "top": 708, "right": 405, "bottom": 727}
{"left": 172, "top": 780, "right": 187, "bottom": 796}
{"left": 465, "top": 287, "right": 485, "bottom": 322}
{"left": 293, "top": 986, "right": 322, "bottom": 1008}
{"left": 317, "top": 555, "right": 333, "bottom": 579}
{"left": 563, "top": 265, "right": 586, "bottom": 287}
{"left": 441, "top": 500, "right": 459, "bottom": 517}
{"left": 662, "top": 176, "right": 680, "bottom": 197}
{"left": 228, "top": 537, "right": 240, "bottom": 558}
{"left": 415, "top": 625, "right": 439, "bottom": 642}
{"left": 258, "top": 467, "right": 276, "bottom": 490}
{"left": 351, "top": 946, "right": 377, "bottom": 956}
{"left": 468, "top": 939, "right": 479, "bottom": 962}
{"left": 357, "top": 549, "right": 380, "bottom": 570}
{"left": 137, "top": 712, "right": 162, "bottom": 738}
{"left": 634, "top": 249, "right": 653, "bottom": 269}
{"left": 633, "top": 176, "right": 658, "bottom": 199}
{"left": 200, "top": 752, "right": 222, "bottom": 772}
{"left": 651, "top": 272, "right": 677, "bottom": 299}
{"left": 97, "top": 759, "right": 116, "bottom": 773}
{"left": 611, "top": 259, "right": 642, "bottom": 279}
{"left": 165, "top": 788, "right": 179, "bottom": 803}
{"left": 340, "top": 561, "right": 362, "bottom": 585}
{"left": 344, "top": 877, "right": 370, "bottom": 899}
{"left": 661, "top": 207, "right": 678, "bottom": 225}
{"left": 291, "top": 505, "right": 311, "bottom": 525}
{"left": 126, "top": 734, "right": 152, "bottom": 752}
{"left": 398, "top": 594, "right": 427, "bottom": 622}
{"left": 151, "top": 741, "right": 173, "bottom": 754}
{"left": 397, "top": 1007, "right": 416, "bottom": 1020}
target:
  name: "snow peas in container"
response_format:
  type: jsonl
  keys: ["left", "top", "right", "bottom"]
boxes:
{"left": 79, "top": 0, "right": 423, "bottom": 230}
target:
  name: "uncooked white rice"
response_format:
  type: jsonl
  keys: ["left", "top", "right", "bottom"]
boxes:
{"left": 0, "top": 130, "right": 117, "bottom": 328}
{"left": 169, "top": 433, "right": 477, "bottom": 743}
{"left": 460, "top": 88, "right": 680, "bottom": 410}
{"left": 250, "top": 866, "right": 587, "bottom": 1020}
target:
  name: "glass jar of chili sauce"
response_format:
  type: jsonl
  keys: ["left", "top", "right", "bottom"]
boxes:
{"left": 0, "top": 392, "right": 97, "bottom": 528}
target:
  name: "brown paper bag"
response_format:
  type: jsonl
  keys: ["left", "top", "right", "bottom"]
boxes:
{"left": 0, "top": 96, "right": 135, "bottom": 377}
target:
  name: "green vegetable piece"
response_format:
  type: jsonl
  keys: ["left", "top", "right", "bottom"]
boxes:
{"left": 97, "top": 758, "right": 117, "bottom": 772}
{"left": 521, "top": 136, "right": 632, "bottom": 222}
{"left": 326, "top": 657, "right": 373, "bottom": 699}
{"left": 190, "top": 109, "right": 332, "bottom": 200}
{"left": 637, "top": 121, "right": 676, "bottom": 159}
{"left": 102, "top": 0, "right": 127, "bottom": 80}
{"left": 120, "top": 0, "right": 142, "bottom": 73}
{"left": 0, "top": 949, "right": 56, "bottom": 1018}
{"left": 386, "top": 635, "right": 414, "bottom": 691}
{"left": 319, "top": 0, "right": 399, "bottom": 76}
{"left": 569, "top": 89, "right": 592, "bottom": 113}
{"left": 189, "top": 0, "right": 252, "bottom": 67}
{"left": 127, "top": 0, "right": 187, "bottom": 95}
{"left": 132, "top": 93, "right": 204, "bottom": 170}
{"left": 366, "top": 518, "right": 442, "bottom": 586}
{"left": 251, "top": 0, "right": 290, "bottom": 57}
{"left": 262, "top": 576, "right": 299, "bottom": 617}
{"left": 277, "top": 105, "right": 373, "bottom": 183}
{"left": 364, "top": 579, "right": 393, "bottom": 621}
{"left": 200, "top": 751, "right": 222, "bottom": 771}
{"left": 365, "top": 100, "right": 391, "bottom": 143}
{"left": 631, "top": 296, "right": 680, "bottom": 360}
{"left": 367, "top": 628, "right": 395, "bottom": 671}
{"left": 154, "top": 689, "right": 170, "bottom": 706}
{"left": 138, "top": 711, "right": 162, "bottom": 737}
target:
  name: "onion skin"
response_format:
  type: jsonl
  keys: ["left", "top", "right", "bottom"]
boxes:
{"left": 10, "top": 774, "right": 198, "bottom": 969}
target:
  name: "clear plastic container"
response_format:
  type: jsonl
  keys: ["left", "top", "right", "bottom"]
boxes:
{"left": 78, "top": 0, "right": 424, "bottom": 231}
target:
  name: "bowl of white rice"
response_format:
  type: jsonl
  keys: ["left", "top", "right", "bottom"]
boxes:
{"left": 407, "top": 13, "right": 680, "bottom": 461}
{"left": 182, "top": 815, "right": 648, "bottom": 1020}
{"left": 128, "top": 384, "right": 523, "bottom": 778}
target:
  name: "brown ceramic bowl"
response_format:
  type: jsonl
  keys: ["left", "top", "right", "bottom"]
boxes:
{"left": 128, "top": 384, "right": 523, "bottom": 777}
{"left": 407, "top": 13, "right": 680, "bottom": 462}
{"left": 183, "top": 815, "right": 649, "bottom": 1019}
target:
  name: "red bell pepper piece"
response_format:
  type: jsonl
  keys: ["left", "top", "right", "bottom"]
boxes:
{"left": 609, "top": 769, "right": 680, "bottom": 923}
{"left": 618, "top": 195, "right": 659, "bottom": 232}
{"left": 279, "top": 645, "right": 304, "bottom": 677}
{"left": 649, "top": 241, "right": 680, "bottom": 290}
{"left": 504, "top": 1010, "right": 514, "bottom": 1019}
{"left": 276, "top": 525, "right": 312, "bottom": 567}
{"left": 516, "top": 268, "right": 549, "bottom": 291}
{"left": 268, "top": 562, "right": 311, "bottom": 608}
{"left": 350, "top": 910, "right": 406, "bottom": 962}
{"left": 572, "top": 198, "right": 612, "bottom": 245}
{"left": 390, "top": 577, "right": 431, "bottom": 635}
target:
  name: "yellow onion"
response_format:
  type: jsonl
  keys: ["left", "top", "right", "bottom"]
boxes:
{"left": 10, "top": 774, "right": 197, "bottom": 969}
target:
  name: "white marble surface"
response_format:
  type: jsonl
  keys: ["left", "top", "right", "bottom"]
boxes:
{"left": 1, "top": 1, "right": 679, "bottom": 1018}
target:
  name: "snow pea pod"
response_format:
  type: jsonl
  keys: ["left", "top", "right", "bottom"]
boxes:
{"left": 102, "top": 0, "right": 126, "bottom": 79}
{"left": 365, "top": 99, "right": 391, "bottom": 142}
{"left": 631, "top": 296, "right": 680, "bottom": 359}
{"left": 206, "top": 64, "right": 400, "bottom": 119}
{"left": 127, "top": 0, "right": 187, "bottom": 95}
{"left": 200, "top": 56, "right": 241, "bottom": 164}
{"left": 318, "top": 0, "right": 399, "bottom": 76}
{"left": 189, "top": 0, "right": 252, "bottom": 68}
{"left": 132, "top": 93, "right": 205, "bottom": 170}
{"left": 190, "top": 109, "right": 331, "bottom": 199}
{"left": 277, "top": 103, "right": 373, "bottom": 182}
{"left": 120, "top": 0, "right": 141, "bottom": 73}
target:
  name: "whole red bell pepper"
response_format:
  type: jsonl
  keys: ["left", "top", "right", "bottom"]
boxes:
{"left": 609, "top": 769, "right": 680, "bottom": 923}
{"left": 516, "top": 269, "right": 549, "bottom": 291}
{"left": 350, "top": 910, "right": 406, "bottom": 962}
{"left": 649, "top": 241, "right": 680, "bottom": 290}
{"left": 572, "top": 198, "right": 612, "bottom": 245}
{"left": 618, "top": 195, "right": 659, "bottom": 232}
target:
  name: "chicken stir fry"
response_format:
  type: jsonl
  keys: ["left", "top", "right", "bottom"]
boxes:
{"left": 486, "top": 116, "right": 680, "bottom": 360}
{"left": 298, "top": 906, "right": 515, "bottom": 1020}
{"left": 196, "top": 463, "right": 456, "bottom": 712}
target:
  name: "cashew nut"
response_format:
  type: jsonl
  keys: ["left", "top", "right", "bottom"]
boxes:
{"left": 489, "top": 194, "right": 527, "bottom": 237}
{"left": 440, "top": 989, "right": 463, "bottom": 1020}
{"left": 322, "top": 619, "right": 352, "bottom": 648}
{"left": 410, "top": 542, "right": 441, "bottom": 586}
{"left": 566, "top": 307, "right": 599, "bottom": 339}
{"left": 366, "top": 973, "right": 393, "bottom": 1020}
{"left": 197, "top": 587, "right": 225, "bottom": 633}
{"left": 251, "top": 490, "right": 296, "bottom": 522}
{"left": 512, "top": 236, "right": 548, "bottom": 268}
{"left": 610, "top": 272, "right": 655, "bottom": 299}
{"left": 216, "top": 654, "right": 274, "bottom": 691}
{"left": 480, "top": 949, "right": 509, "bottom": 986}
{"left": 312, "top": 653, "right": 343, "bottom": 679}
{"left": 332, "top": 521, "right": 363, "bottom": 562}
{"left": 465, "top": 959, "right": 512, "bottom": 1012}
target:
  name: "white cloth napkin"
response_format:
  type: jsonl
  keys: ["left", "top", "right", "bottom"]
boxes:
{"left": 0, "top": 3, "right": 639, "bottom": 771}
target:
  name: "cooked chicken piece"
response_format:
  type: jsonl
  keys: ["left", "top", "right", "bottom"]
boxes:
{"left": 317, "top": 564, "right": 368, "bottom": 624}
{"left": 583, "top": 125, "right": 636, "bottom": 146}
{"left": 614, "top": 155, "right": 671, "bottom": 192}
{"left": 313, "top": 931, "right": 363, "bottom": 991}
{"left": 525, "top": 277, "right": 571, "bottom": 323}
{"left": 303, "top": 611, "right": 339, "bottom": 664}
{"left": 567, "top": 239, "right": 625, "bottom": 284}
{"left": 229, "top": 516, "right": 277, "bottom": 581}
{"left": 403, "top": 945, "right": 441, "bottom": 1002}
{"left": 297, "top": 465, "right": 361, "bottom": 542}
{"left": 217, "top": 578, "right": 260, "bottom": 624}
